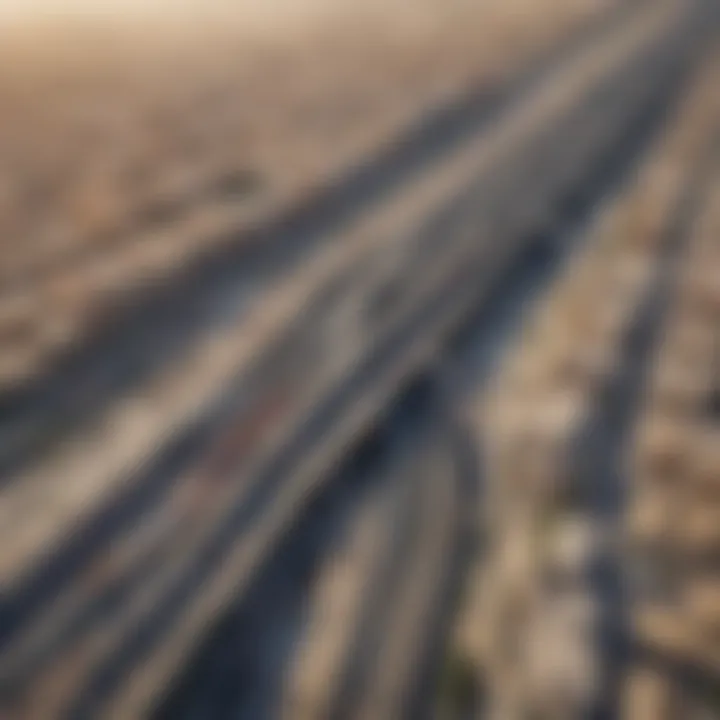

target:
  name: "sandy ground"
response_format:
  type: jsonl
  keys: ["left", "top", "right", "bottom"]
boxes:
{"left": 0, "top": 0, "right": 611, "bottom": 387}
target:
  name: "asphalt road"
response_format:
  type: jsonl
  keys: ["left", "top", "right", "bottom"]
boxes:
{"left": 0, "top": 1, "right": 714, "bottom": 717}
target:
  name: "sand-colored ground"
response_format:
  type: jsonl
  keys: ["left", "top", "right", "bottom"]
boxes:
{"left": 0, "top": 0, "right": 612, "bottom": 388}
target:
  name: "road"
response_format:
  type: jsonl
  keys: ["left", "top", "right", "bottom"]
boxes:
{"left": 0, "top": 1, "right": 714, "bottom": 717}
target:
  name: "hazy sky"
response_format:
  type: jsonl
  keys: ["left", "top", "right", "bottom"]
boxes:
{"left": 0, "top": 0, "right": 211, "bottom": 17}
{"left": 0, "top": 0, "right": 422, "bottom": 38}
{"left": 0, "top": 0, "right": 344, "bottom": 17}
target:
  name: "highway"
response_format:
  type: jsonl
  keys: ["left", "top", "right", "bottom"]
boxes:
{"left": 0, "top": 0, "right": 716, "bottom": 717}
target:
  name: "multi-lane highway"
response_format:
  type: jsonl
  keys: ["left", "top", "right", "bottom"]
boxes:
{"left": 0, "top": 0, "right": 717, "bottom": 717}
